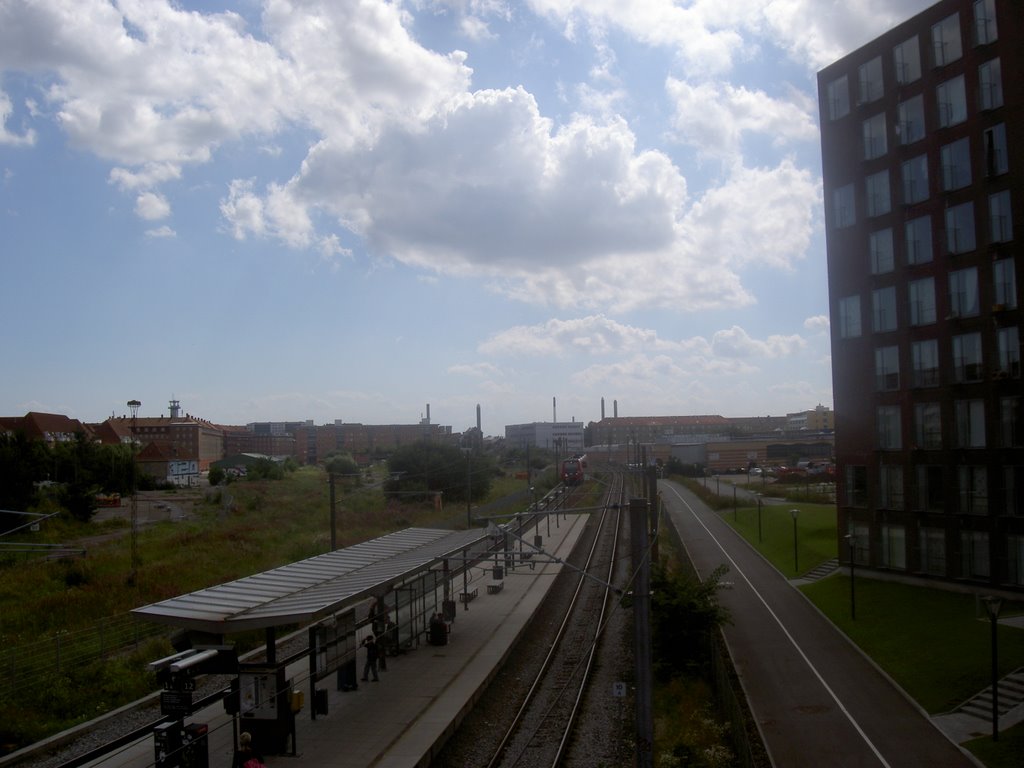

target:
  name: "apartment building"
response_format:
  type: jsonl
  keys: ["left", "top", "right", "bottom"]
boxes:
{"left": 819, "top": 0, "right": 1023, "bottom": 588}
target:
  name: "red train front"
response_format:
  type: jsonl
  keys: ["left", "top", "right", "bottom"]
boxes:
{"left": 560, "top": 454, "right": 587, "bottom": 486}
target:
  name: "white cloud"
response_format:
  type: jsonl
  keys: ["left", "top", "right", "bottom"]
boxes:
{"left": 135, "top": 191, "right": 170, "bottom": 220}
{"left": 145, "top": 224, "right": 176, "bottom": 238}
{"left": 665, "top": 78, "right": 817, "bottom": 159}
{"left": 480, "top": 315, "right": 671, "bottom": 357}
{"left": 683, "top": 159, "right": 819, "bottom": 271}
{"left": 710, "top": 325, "right": 805, "bottom": 358}
{"left": 804, "top": 314, "right": 829, "bottom": 333}
{"left": 0, "top": 90, "right": 36, "bottom": 146}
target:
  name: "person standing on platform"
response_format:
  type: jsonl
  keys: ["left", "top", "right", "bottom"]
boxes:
{"left": 361, "top": 634, "right": 380, "bottom": 682}
{"left": 233, "top": 731, "right": 265, "bottom": 768}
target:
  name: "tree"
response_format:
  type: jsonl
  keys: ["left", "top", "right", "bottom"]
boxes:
{"left": 385, "top": 442, "right": 494, "bottom": 502}
{"left": 650, "top": 563, "right": 730, "bottom": 680}
{"left": 208, "top": 466, "right": 226, "bottom": 486}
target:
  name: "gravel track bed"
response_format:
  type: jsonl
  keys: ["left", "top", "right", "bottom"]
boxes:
{"left": 431, "top": 507, "right": 634, "bottom": 768}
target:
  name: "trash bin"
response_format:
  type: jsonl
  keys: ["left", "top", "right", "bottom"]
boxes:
{"left": 314, "top": 688, "right": 329, "bottom": 716}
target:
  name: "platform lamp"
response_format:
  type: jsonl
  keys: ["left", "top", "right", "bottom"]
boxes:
{"left": 127, "top": 399, "right": 141, "bottom": 584}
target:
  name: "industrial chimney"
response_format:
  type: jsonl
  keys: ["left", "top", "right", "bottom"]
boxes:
{"left": 601, "top": 397, "right": 605, "bottom": 420}
{"left": 476, "top": 404, "right": 481, "bottom": 433}
{"left": 613, "top": 399, "right": 618, "bottom": 418}
{"left": 553, "top": 396, "right": 557, "bottom": 423}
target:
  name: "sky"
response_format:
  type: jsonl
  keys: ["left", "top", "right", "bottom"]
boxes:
{"left": 0, "top": 0, "right": 935, "bottom": 436}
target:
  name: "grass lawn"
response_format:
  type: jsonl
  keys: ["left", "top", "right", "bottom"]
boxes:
{"left": 715, "top": 498, "right": 838, "bottom": 578}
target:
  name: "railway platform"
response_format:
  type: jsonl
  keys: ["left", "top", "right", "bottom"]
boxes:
{"left": 82, "top": 512, "right": 588, "bottom": 768}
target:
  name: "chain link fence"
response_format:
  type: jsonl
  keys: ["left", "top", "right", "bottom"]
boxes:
{"left": 0, "top": 613, "right": 168, "bottom": 699}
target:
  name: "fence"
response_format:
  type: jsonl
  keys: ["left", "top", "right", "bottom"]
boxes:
{"left": 0, "top": 613, "right": 168, "bottom": 699}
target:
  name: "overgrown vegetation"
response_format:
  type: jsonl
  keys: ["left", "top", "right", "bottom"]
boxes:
{"left": 650, "top": 557, "right": 738, "bottom": 767}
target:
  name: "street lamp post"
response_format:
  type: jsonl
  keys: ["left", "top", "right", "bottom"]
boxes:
{"left": 790, "top": 509, "right": 799, "bottom": 576}
{"left": 127, "top": 399, "right": 141, "bottom": 585}
{"left": 982, "top": 595, "right": 1003, "bottom": 741}
{"left": 845, "top": 533, "right": 856, "bottom": 621}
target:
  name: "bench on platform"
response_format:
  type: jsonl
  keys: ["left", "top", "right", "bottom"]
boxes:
{"left": 487, "top": 580, "right": 504, "bottom": 594}
{"left": 459, "top": 588, "right": 479, "bottom": 604}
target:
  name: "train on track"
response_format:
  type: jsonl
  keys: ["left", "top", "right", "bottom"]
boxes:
{"left": 560, "top": 454, "right": 588, "bottom": 485}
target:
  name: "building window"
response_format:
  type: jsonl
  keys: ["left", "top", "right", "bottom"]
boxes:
{"left": 902, "top": 155, "right": 929, "bottom": 204}
{"left": 858, "top": 56, "right": 884, "bottom": 104}
{"left": 839, "top": 295, "right": 862, "bottom": 338}
{"left": 879, "top": 465, "right": 905, "bottom": 511}
{"left": 994, "top": 259, "right": 1017, "bottom": 309}
{"left": 989, "top": 190, "right": 1012, "bottom": 243}
{"left": 932, "top": 13, "right": 963, "bottom": 67}
{"left": 870, "top": 228, "right": 894, "bottom": 274}
{"left": 912, "top": 338, "right": 940, "bottom": 387}
{"left": 897, "top": 95, "right": 925, "bottom": 144}
{"left": 894, "top": 35, "right": 921, "bottom": 84}
{"left": 880, "top": 524, "right": 907, "bottom": 568}
{"left": 1007, "top": 467, "right": 1024, "bottom": 517}
{"left": 1008, "top": 534, "right": 1024, "bottom": 586}
{"left": 945, "top": 202, "right": 975, "bottom": 254}
{"left": 955, "top": 399, "right": 986, "bottom": 447}
{"left": 915, "top": 402, "right": 942, "bottom": 449}
{"left": 936, "top": 75, "right": 967, "bottom": 127}
{"left": 961, "top": 530, "right": 990, "bottom": 576}
{"left": 974, "top": 0, "right": 998, "bottom": 45}
{"left": 875, "top": 345, "right": 900, "bottom": 391}
{"left": 919, "top": 527, "right": 947, "bottom": 575}
{"left": 905, "top": 215, "right": 933, "bottom": 264}
{"left": 845, "top": 465, "right": 868, "bottom": 506}
{"left": 940, "top": 138, "right": 972, "bottom": 191}
{"left": 865, "top": 170, "right": 890, "bottom": 217}
{"left": 862, "top": 112, "right": 888, "bottom": 160}
{"left": 872, "top": 286, "right": 897, "bottom": 332}
{"left": 978, "top": 58, "right": 1003, "bottom": 110}
{"left": 949, "top": 267, "right": 980, "bottom": 318}
{"left": 959, "top": 467, "right": 989, "bottom": 514}
{"left": 827, "top": 75, "right": 850, "bottom": 120}
{"left": 997, "top": 326, "right": 1020, "bottom": 377}
{"left": 953, "top": 333, "right": 983, "bottom": 383}
{"left": 833, "top": 183, "right": 855, "bottom": 228}
{"left": 917, "top": 465, "right": 945, "bottom": 512}
{"left": 983, "top": 124, "right": 1008, "bottom": 177}
{"left": 877, "top": 405, "right": 902, "bottom": 450}
{"left": 1002, "top": 397, "right": 1023, "bottom": 447}
{"left": 909, "top": 277, "right": 936, "bottom": 326}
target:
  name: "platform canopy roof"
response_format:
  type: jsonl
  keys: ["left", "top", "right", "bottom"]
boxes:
{"left": 132, "top": 527, "right": 490, "bottom": 635}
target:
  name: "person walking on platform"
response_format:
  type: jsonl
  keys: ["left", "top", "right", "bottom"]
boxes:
{"left": 361, "top": 634, "right": 380, "bottom": 682}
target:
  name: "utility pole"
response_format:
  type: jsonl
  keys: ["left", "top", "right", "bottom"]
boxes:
{"left": 630, "top": 497, "right": 653, "bottom": 768}
{"left": 329, "top": 471, "right": 337, "bottom": 550}
{"left": 127, "top": 399, "right": 141, "bottom": 585}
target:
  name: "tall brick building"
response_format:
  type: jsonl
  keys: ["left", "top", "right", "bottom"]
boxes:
{"left": 819, "top": 0, "right": 1023, "bottom": 588}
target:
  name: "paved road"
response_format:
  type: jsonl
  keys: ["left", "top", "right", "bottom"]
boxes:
{"left": 659, "top": 479, "right": 978, "bottom": 768}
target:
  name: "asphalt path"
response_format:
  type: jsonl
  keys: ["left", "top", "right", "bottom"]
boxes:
{"left": 659, "top": 479, "right": 978, "bottom": 768}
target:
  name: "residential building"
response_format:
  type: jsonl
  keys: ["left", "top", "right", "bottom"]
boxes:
{"left": 819, "top": 0, "right": 1023, "bottom": 589}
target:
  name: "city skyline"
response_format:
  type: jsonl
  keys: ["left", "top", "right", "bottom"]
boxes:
{"left": 1, "top": 0, "right": 934, "bottom": 434}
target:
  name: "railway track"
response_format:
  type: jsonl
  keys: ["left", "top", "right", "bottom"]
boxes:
{"left": 484, "top": 474, "right": 625, "bottom": 768}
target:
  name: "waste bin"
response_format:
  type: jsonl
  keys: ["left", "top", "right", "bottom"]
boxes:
{"left": 314, "top": 688, "right": 329, "bottom": 716}
{"left": 181, "top": 723, "right": 208, "bottom": 768}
